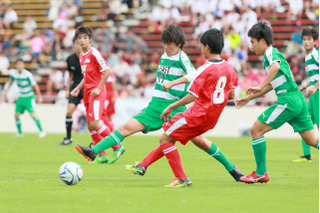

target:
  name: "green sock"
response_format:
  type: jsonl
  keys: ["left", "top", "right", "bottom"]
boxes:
{"left": 316, "top": 141, "right": 319, "bottom": 150}
{"left": 301, "top": 139, "right": 311, "bottom": 156}
{"left": 33, "top": 117, "right": 43, "bottom": 132}
{"left": 205, "top": 142, "right": 234, "bottom": 172}
{"left": 252, "top": 137, "right": 267, "bottom": 176}
{"left": 93, "top": 130, "right": 124, "bottom": 154}
{"left": 16, "top": 119, "right": 22, "bottom": 134}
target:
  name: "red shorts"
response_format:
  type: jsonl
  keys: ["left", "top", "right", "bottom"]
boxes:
{"left": 162, "top": 113, "right": 205, "bottom": 145}
{"left": 85, "top": 96, "right": 105, "bottom": 123}
{"left": 105, "top": 99, "right": 115, "bottom": 116}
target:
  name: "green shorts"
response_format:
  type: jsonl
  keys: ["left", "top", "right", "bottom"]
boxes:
{"left": 258, "top": 91, "right": 314, "bottom": 133}
{"left": 132, "top": 100, "right": 186, "bottom": 133}
{"left": 308, "top": 89, "right": 319, "bottom": 126}
{"left": 15, "top": 96, "right": 36, "bottom": 114}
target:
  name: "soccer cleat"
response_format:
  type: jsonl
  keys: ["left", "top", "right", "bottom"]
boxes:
{"left": 39, "top": 131, "right": 46, "bottom": 138}
{"left": 229, "top": 163, "right": 245, "bottom": 182}
{"left": 293, "top": 156, "right": 312, "bottom": 162}
{"left": 240, "top": 171, "right": 269, "bottom": 184}
{"left": 125, "top": 162, "right": 147, "bottom": 176}
{"left": 108, "top": 145, "right": 126, "bottom": 164}
{"left": 75, "top": 144, "right": 97, "bottom": 162}
{"left": 15, "top": 133, "right": 24, "bottom": 137}
{"left": 165, "top": 177, "right": 192, "bottom": 188}
{"left": 59, "top": 137, "right": 73, "bottom": 145}
{"left": 88, "top": 142, "right": 94, "bottom": 148}
{"left": 89, "top": 155, "right": 109, "bottom": 164}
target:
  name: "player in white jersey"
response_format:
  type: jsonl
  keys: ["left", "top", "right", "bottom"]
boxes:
{"left": 2, "top": 59, "right": 46, "bottom": 138}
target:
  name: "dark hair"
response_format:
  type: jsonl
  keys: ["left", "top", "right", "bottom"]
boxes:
{"left": 72, "top": 36, "right": 77, "bottom": 44}
{"left": 75, "top": 26, "right": 93, "bottom": 39}
{"left": 200, "top": 28, "right": 224, "bottom": 54}
{"left": 301, "top": 26, "right": 319, "bottom": 41}
{"left": 161, "top": 24, "right": 185, "bottom": 49}
{"left": 16, "top": 58, "right": 24, "bottom": 64}
{"left": 248, "top": 21, "right": 274, "bottom": 46}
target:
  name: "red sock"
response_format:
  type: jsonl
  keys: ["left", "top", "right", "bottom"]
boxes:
{"left": 112, "top": 144, "right": 121, "bottom": 150}
{"left": 97, "top": 125, "right": 111, "bottom": 138}
{"left": 161, "top": 142, "right": 187, "bottom": 179}
{"left": 140, "top": 145, "right": 164, "bottom": 167}
{"left": 90, "top": 130, "right": 107, "bottom": 156}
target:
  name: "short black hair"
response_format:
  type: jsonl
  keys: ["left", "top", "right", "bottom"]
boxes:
{"left": 161, "top": 24, "right": 186, "bottom": 49}
{"left": 200, "top": 28, "right": 224, "bottom": 54}
{"left": 16, "top": 58, "right": 24, "bottom": 64}
{"left": 72, "top": 36, "right": 77, "bottom": 44}
{"left": 75, "top": 26, "right": 93, "bottom": 39}
{"left": 248, "top": 21, "right": 274, "bottom": 46}
{"left": 301, "top": 26, "right": 319, "bottom": 41}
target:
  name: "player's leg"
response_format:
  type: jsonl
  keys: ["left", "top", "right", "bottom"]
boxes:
{"left": 14, "top": 113, "right": 22, "bottom": 136}
{"left": 299, "top": 129, "right": 319, "bottom": 149}
{"left": 15, "top": 98, "right": 24, "bottom": 136}
{"left": 27, "top": 97, "right": 45, "bottom": 138}
{"left": 60, "top": 103, "right": 77, "bottom": 145}
{"left": 191, "top": 135, "right": 244, "bottom": 181}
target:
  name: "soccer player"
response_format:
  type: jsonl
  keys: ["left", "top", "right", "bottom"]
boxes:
{"left": 59, "top": 37, "right": 83, "bottom": 145}
{"left": 75, "top": 26, "right": 244, "bottom": 185}
{"left": 2, "top": 59, "right": 46, "bottom": 138}
{"left": 71, "top": 26, "right": 124, "bottom": 164}
{"left": 234, "top": 22, "right": 319, "bottom": 184}
{"left": 293, "top": 27, "right": 319, "bottom": 162}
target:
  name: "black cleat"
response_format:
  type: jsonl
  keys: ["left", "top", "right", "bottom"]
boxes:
{"left": 59, "top": 137, "right": 73, "bottom": 145}
{"left": 229, "top": 163, "right": 244, "bottom": 182}
{"left": 88, "top": 142, "right": 94, "bottom": 148}
{"left": 125, "top": 162, "right": 147, "bottom": 176}
{"left": 75, "top": 144, "right": 97, "bottom": 162}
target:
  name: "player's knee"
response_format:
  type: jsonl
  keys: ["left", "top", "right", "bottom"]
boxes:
{"left": 250, "top": 125, "right": 263, "bottom": 138}
{"left": 14, "top": 114, "right": 20, "bottom": 119}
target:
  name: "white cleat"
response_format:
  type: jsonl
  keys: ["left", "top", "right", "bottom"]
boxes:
{"left": 39, "top": 132, "right": 46, "bottom": 138}
{"left": 15, "top": 133, "right": 24, "bottom": 137}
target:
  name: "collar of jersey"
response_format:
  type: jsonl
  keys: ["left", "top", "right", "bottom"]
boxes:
{"left": 208, "top": 59, "right": 223, "bottom": 63}
{"left": 82, "top": 47, "right": 93, "bottom": 56}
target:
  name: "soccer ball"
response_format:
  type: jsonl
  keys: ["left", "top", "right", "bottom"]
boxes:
{"left": 59, "top": 162, "right": 83, "bottom": 185}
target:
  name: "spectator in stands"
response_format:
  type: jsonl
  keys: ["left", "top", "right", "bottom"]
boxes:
{"left": 23, "top": 16, "right": 37, "bottom": 36}
{"left": 286, "top": 0, "right": 303, "bottom": 20}
{"left": 286, "top": 24, "right": 303, "bottom": 56}
{"left": 0, "top": 51, "right": 10, "bottom": 75}
{"left": 30, "top": 30, "right": 46, "bottom": 64}
{"left": 3, "top": 5, "right": 18, "bottom": 29}
{"left": 46, "top": 69, "right": 65, "bottom": 95}
{"left": 226, "top": 27, "right": 241, "bottom": 51}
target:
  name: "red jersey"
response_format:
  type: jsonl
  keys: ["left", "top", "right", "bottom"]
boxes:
{"left": 185, "top": 60, "right": 238, "bottom": 130}
{"left": 79, "top": 47, "right": 109, "bottom": 103}
{"left": 105, "top": 72, "right": 115, "bottom": 100}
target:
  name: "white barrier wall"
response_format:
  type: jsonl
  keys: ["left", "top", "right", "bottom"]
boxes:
{"left": 0, "top": 98, "right": 315, "bottom": 138}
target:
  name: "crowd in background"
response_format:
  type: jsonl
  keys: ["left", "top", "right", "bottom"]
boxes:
{"left": 0, "top": 0, "right": 319, "bottom": 106}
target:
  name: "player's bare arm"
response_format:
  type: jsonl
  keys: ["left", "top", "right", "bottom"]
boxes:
{"left": 91, "top": 68, "right": 111, "bottom": 97}
{"left": 163, "top": 76, "right": 188, "bottom": 91}
{"left": 65, "top": 72, "right": 73, "bottom": 99}
{"left": 71, "top": 79, "right": 84, "bottom": 97}
{"left": 32, "top": 84, "right": 43, "bottom": 103}
{"left": 1, "top": 80, "right": 12, "bottom": 102}
{"left": 235, "top": 84, "right": 273, "bottom": 109}
{"left": 307, "top": 81, "right": 319, "bottom": 95}
{"left": 247, "top": 62, "right": 279, "bottom": 95}
{"left": 161, "top": 93, "right": 196, "bottom": 121}
{"left": 228, "top": 88, "right": 236, "bottom": 100}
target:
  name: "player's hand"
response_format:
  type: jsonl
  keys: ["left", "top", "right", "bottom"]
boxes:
{"left": 71, "top": 88, "right": 80, "bottom": 97}
{"left": 246, "top": 86, "right": 261, "bottom": 95}
{"left": 306, "top": 86, "right": 317, "bottom": 95}
{"left": 90, "top": 88, "right": 101, "bottom": 97}
{"left": 160, "top": 106, "right": 173, "bottom": 121}
{"left": 37, "top": 96, "right": 43, "bottom": 103}
{"left": 162, "top": 81, "right": 173, "bottom": 91}
{"left": 299, "top": 85, "right": 306, "bottom": 91}
{"left": 234, "top": 96, "right": 250, "bottom": 109}
{"left": 65, "top": 89, "right": 70, "bottom": 99}
{"left": 111, "top": 96, "right": 116, "bottom": 103}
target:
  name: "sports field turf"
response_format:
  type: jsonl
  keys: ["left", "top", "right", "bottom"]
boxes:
{"left": 0, "top": 133, "right": 318, "bottom": 213}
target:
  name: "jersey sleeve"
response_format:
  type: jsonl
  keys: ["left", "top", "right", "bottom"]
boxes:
{"left": 265, "top": 48, "right": 281, "bottom": 66}
{"left": 9, "top": 70, "right": 15, "bottom": 82}
{"left": 179, "top": 52, "right": 196, "bottom": 74}
{"left": 312, "top": 49, "right": 319, "bottom": 64}
{"left": 92, "top": 49, "right": 109, "bottom": 72}
{"left": 26, "top": 71, "right": 37, "bottom": 86}
{"left": 187, "top": 66, "right": 207, "bottom": 98}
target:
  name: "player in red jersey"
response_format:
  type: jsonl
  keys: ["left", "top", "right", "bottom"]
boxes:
{"left": 127, "top": 29, "right": 243, "bottom": 187}
{"left": 71, "top": 26, "right": 124, "bottom": 164}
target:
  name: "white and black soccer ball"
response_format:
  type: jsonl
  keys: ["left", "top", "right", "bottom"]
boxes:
{"left": 59, "top": 162, "right": 83, "bottom": 185}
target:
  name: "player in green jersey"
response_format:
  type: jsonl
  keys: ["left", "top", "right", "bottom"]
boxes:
{"left": 2, "top": 59, "right": 46, "bottom": 138}
{"left": 293, "top": 27, "right": 319, "bottom": 162}
{"left": 235, "top": 22, "right": 319, "bottom": 184}
{"left": 74, "top": 25, "right": 244, "bottom": 182}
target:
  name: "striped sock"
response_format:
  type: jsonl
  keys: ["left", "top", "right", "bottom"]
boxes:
{"left": 65, "top": 116, "right": 73, "bottom": 139}
{"left": 33, "top": 117, "right": 43, "bottom": 132}
{"left": 16, "top": 119, "right": 22, "bottom": 134}
{"left": 97, "top": 125, "right": 119, "bottom": 150}
{"left": 90, "top": 130, "right": 107, "bottom": 156}
{"left": 92, "top": 130, "right": 124, "bottom": 154}
{"left": 205, "top": 142, "right": 234, "bottom": 172}
{"left": 317, "top": 141, "right": 319, "bottom": 150}
{"left": 252, "top": 137, "right": 267, "bottom": 176}
{"left": 161, "top": 142, "right": 187, "bottom": 179}
{"left": 140, "top": 145, "right": 164, "bottom": 167}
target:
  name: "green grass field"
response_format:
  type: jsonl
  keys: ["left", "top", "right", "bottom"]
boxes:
{"left": 0, "top": 133, "right": 318, "bottom": 213}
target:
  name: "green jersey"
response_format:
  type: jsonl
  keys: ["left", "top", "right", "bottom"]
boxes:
{"left": 10, "top": 69, "right": 36, "bottom": 98}
{"left": 264, "top": 47, "right": 298, "bottom": 96}
{"left": 152, "top": 51, "right": 195, "bottom": 104}
{"left": 305, "top": 48, "right": 319, "bottom": 86}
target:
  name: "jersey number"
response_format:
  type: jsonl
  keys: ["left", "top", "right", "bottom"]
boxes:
{"left": 213, "top": 76, "right": 226, "bottom": 104}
